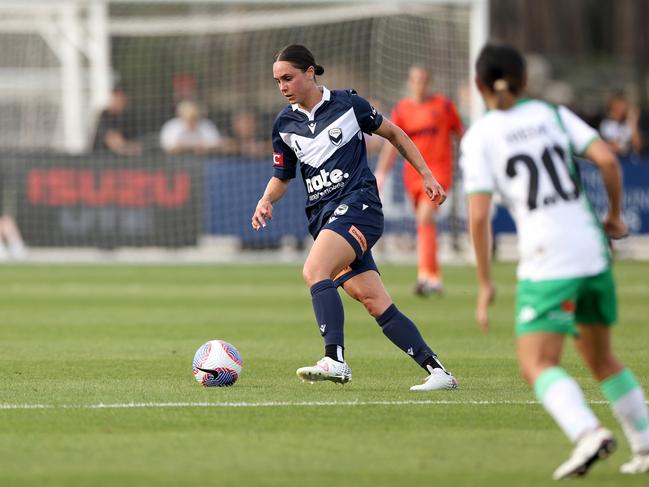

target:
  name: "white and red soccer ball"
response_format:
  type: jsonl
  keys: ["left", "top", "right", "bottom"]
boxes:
{"left": 192, "top": 340, "right": 243, "bottom": 387}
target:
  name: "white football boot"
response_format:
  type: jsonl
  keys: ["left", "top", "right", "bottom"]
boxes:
{"left": 410, "top": 367, "right": 458, "bottom": 391}
{"left": 552, "top": 427, "right": 617, "bottom": 480}
{"left": 296, "top": 357, "right": 352, "bottom": 384}
{"left": 620, "top": 453, "right": 649, "bottom": 474}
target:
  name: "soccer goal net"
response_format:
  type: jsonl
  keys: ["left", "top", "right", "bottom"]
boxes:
{"left": 0, "top": 0, "right": 487, "bottom": 255}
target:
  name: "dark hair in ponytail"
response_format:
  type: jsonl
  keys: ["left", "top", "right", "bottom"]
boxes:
{"left": 476, "top": 44, "right": 526, "bottom": 109}
{"left": 275, "top": 44, "right": 324, "bottom": 76}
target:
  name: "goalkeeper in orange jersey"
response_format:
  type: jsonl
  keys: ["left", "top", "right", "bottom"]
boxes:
{"left": 375, "top": 65, "right": 463, "bottom": 296}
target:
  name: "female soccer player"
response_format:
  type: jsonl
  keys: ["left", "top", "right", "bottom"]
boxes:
{"left": 462, "top": 44, "right": 649, "bottom": 478}
{"left": 251, "top": 44, "right": 458, "bottom": 391}
{"left": 375, "top": 65, "right": 463, "bottom": 296}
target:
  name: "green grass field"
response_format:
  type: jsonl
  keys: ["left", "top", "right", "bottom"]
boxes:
{"left": 1, "top": 261, "right": 648, "bottom": 486}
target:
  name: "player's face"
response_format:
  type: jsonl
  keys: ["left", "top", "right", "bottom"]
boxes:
{"left": 407, "top": 67, "right": 430, "bottom": 101}
{"left": 273, "top": 61, "right": 313, "bottom": 105}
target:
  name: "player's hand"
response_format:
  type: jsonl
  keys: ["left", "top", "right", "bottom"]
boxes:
{"left": 602, "top": 214, "right": 628, "bottom": 240}
{"left": 476, "top": 281, "right": 496, "bottom": 333}
{"left": 252, "top": 198, "right": 273, "bottom": 230}
{"left": 423, "top": 173, "right": 447, "bottom": 206}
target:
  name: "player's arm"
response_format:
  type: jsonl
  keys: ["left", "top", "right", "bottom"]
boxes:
{"left": 583, "top": 139, "right": 627, "bottom": 239}
{"left": 467, "top": 193, "right": 495, "bottom": 333}
{"left": 373, "top": 108, "right": 402, "bottom": 192}
{"left": 374, "top": 118, "right": 446, "bottom": 206}
{"left": 560, "top": 106, "right": 628, "bottom": 239}
{"left": 252, "top": 177, "right": 290, "bottom": 230}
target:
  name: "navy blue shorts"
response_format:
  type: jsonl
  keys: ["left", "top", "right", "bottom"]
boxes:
{"left": 318, "top": 199, "right": 384, "bottom": 287}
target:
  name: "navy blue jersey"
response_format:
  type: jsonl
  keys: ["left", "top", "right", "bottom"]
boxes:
{"left": 271, "top": 87, "right": 383, "bottom": 236}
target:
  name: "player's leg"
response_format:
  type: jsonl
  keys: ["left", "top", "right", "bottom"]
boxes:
{"left": 517, "top": 332, "right": 615, "bottom": 479}
{"left": 516, "top": 277, "right": 616, "bottom": 479}
{"left": 296, "top": 229, "right": 356, "bottom": 384}
{"left": 342, "top": 270, "right": 457, "bottom": 390}
{"left": 573, "top": 268, "right": 649, "bottom": 473}
{"left": 575, "top": 325, "right": 649, "bottom": 474}
{"left": 414, "top": 197, "right": 443, "bottom": 296}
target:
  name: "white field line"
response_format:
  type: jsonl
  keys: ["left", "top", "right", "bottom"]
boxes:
{"left": 2, "top": 399, "right": 644, "bottom": 410}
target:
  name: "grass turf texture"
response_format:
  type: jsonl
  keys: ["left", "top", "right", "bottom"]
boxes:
{"left": 1, "top": 262, "right": 648, "bottom": 486}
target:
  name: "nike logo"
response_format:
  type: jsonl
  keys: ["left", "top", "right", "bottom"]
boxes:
{"left": 308, "top": 122, "right": 317, "bottom": 134}
{"left": 197, "top": 367, "right": 219, "bottom": 379}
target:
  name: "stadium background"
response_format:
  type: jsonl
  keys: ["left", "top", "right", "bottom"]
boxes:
{"left": 2, "top": 2, "right": 649, "bottom": 486}
{"left": 0, "top": 0, "right": 647, "bottom": 261}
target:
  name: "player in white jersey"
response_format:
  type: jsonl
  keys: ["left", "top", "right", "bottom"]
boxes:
{"left": 461, "top": 44, "right": 649, "bottom": 479}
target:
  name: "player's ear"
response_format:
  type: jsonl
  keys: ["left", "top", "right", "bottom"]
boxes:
{"left": 306, "top": 66, "right": 315, "bottom": 81}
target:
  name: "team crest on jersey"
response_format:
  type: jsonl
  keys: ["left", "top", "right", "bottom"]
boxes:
{"left": 328, "top": 128, "right": 343, "bottom": 146}
{"left": 334, "top": 204, "right": 348, "bottom": 216}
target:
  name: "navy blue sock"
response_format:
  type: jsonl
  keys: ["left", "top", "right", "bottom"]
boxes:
{"left": 376, "top": 304, "right": 444, "bottom": 371}
{"left": 310, "top": 279, "right": 345, "bottom": 350}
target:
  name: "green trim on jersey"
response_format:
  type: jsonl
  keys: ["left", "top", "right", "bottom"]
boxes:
{"left": 514, "top": 97, "right": 533, "bottom": 107}
{"left": 515, "top": 269, "right": 617, "bottom": 337}
{"left": 546, "top": 102, "right": 611, "bottom": 266}
{"left": 580, "top": 134, "right": 601, "bottom": 156}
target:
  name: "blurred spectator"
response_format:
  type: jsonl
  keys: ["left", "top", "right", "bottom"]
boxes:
{"left": 0, "top": 216, "right": 26, "bottom": 260}
{"left": 226, "top": 110, "right": 271, "bottom": 158}
{"left": 599, "top": 92, "right": 643, "bottom": 157}
{"left": 92, "top": 87, "right": 143, "bottom": 156}
{"left": 160, "top": 101, "right": 223, "bottom": 155}
{"left": 172, "top": 73, "right": 198, "bottom": 105}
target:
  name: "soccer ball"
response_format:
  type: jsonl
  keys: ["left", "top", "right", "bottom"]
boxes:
{"left": 192, "top": 340, "right": 243, "bottom": 387}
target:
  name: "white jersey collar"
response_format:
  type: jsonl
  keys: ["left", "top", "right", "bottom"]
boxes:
{"left": 292, "top": 86, "right": 331, "bottom": 121}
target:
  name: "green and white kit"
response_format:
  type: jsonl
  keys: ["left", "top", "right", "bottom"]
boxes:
{"left": 460, "top": 99, "right": 616, "bottom": 334}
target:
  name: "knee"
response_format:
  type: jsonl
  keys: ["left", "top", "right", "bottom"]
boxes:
{"left": 302, "top": 263, "right": 328, "bottom": 288}
{"left": 302, "top": 264, "right": 317, "bottom": 288}
{"left": 356, "top": 291, "right": 390, "bottom": 318}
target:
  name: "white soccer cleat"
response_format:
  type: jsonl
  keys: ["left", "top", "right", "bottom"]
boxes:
{"left": 410, "top": 367, "right": 458, "bottom": 391}
{"left": 620, "top": 453, "right": 649, "bottom": 474}
{"left": 296, "top": 357, "right": 352, "bottom": 384}
{"left": 552, "top": 427, "right": 617, "bottom": 480}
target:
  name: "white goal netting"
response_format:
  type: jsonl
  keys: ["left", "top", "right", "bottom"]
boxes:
{"left": 0, "top": 0, "right": 486, "bottom": 253}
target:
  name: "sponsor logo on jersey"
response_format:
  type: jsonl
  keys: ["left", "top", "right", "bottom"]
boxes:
{"left": 518, "top": 306, "right": 537, "bottom": 323}
{"left": 308, "top": 122, "right": 317, "bottom": 134}
{"left": 304, "top": 168, "right": 349, "bottom": 194}
{"left": 334, "top": 204, "right": 348, "bottom": 216}
{"left": 328, "top": 128, "right": 343, "bottom": 146}
{"left": 291, "top": 140, "right": 304, "bottom": 159}
{"left": 348, "top": 225, "right": 367, "bottom": 253}
{"left": 327, "top": 216, "right": 338, "bottom": 224}
{"left": 561, "top": 300, "right": 576, "bottom": 313}
{"left": 273, "top": 152, "right": 284, "bottom": 166}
